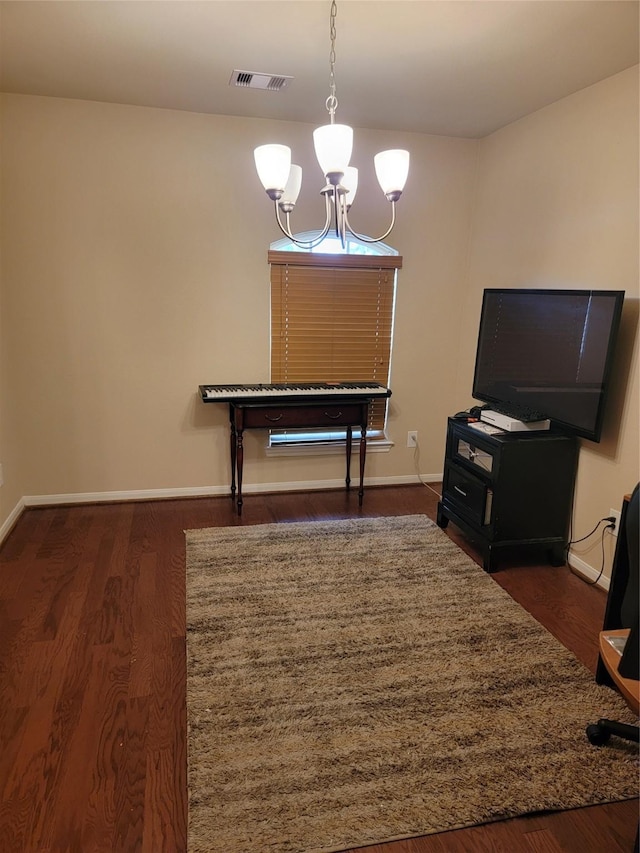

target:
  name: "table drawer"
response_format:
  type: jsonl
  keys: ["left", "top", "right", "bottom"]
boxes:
{"left": 239, "top": 403, "right": 367, "bottom": 430}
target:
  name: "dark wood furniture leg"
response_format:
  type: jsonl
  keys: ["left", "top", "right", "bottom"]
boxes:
{"left": 236, "top": 428, "right": 244, "bottom": 515}
{"left": 345, "top": 426, "right": 352, "bottom": 490}
{"left": 229, "top": 407, "right": 237, "bottom": 502}
{"left": 358, "top": 426, "right": 367, "bottom": 506}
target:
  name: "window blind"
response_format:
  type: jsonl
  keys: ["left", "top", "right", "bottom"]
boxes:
{"left": 269, "top": 251, "right": 402, "bottom": 434}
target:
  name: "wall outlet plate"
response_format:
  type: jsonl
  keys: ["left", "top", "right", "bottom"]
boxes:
{"left": 407, "top": 431, "right": 418, "bottom": 447}
{"left": 609, "top": 508, "right": 621, "bottom": 536}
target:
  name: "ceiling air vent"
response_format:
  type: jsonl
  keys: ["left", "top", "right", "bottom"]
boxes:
{"left": 229, "top": 70, "right": 292, "bottom": 92}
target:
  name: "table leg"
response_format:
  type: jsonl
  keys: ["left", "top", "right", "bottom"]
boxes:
{"left": 359, "top": 426, "right": 366, "bottom": 506}
{"left": 236, "top": 428, "right": 244, "bottom": 515}
{"left": 345, "top": 426, "right": 352, "bottom": 490}
{"left": 229, "top": 422, "right": 237, "bottom": 501}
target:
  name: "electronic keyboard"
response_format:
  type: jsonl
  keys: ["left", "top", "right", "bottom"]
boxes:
{"left": 199, "top": 382, "right": 391, "bottom": 403}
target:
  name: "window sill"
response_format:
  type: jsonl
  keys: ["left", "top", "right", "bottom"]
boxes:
{"left": 265, "top": 437, "right": 394, "bottom": 457}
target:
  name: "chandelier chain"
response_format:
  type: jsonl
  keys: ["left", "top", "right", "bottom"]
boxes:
{"left": 326, "top": 0, "right": 338, "bottom": 122}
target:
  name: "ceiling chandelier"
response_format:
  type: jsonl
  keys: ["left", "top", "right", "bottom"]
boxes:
{"left": 254, "top": 0, "right": 409, "bottom": 249}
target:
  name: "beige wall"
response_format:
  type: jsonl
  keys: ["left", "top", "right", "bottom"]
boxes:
{"left": 0, "top": 93, "right": 477, "bottom": 525}
{"left": 456, "top": 66, "right": 639, "bottom": 581}
{"left": 1, "top": 66, "right": 637, "bottom": 583}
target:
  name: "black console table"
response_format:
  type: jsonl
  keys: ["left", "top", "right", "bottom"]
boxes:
{"left": 199, "top": 383, "right": 392, "bottom": 515}
{"left": 227, "top": 398, "right": 370, "bottom": 514}
{"left": 437, "top": 417, "right": 578, "bottom": 572}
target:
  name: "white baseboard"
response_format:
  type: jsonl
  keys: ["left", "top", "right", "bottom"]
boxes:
{"left": 13, "top": 476, "right": 610, "bottom": 597}
{"left": 0, "top": 473, "right": 442, "bottom": 547}
{"left": 0, "top": 497, "right": 26, "bottom": 545}
{"left": 567, "top": 551, "right": 610, "bottom": 591}
{"left": 21, "top": 473, "right": 436, "bottom": 510}
{"left": 23, "top": 484, "right": 231, "bottom": 506}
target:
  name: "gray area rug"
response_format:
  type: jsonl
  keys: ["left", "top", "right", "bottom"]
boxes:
{"left": 185, "top": 515, "right": 637, "bottom": 853}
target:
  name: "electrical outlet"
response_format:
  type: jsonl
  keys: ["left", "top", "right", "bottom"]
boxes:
{"left": 0, "top": 463, "right": 3, "bottom": 487}
{"left": 609, "top": 508, "right": 621, "bottom": 536}
{"left": 407, "top": 430, "right": 418, "bottom": 448}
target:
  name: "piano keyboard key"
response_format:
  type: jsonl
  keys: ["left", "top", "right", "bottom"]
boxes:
{"left": 199, "top": 382, "right": 391, "bottom": 401}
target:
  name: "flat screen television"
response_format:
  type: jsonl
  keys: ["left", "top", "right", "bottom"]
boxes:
{"left": 472, "top": 288, "right": 625, "bottom": 442}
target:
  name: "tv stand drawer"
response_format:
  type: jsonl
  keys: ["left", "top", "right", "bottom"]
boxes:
{"left": 443, "top": 463, "right": 492, "bottom": 527}
{"left": 455, "top": 438, "right": 494, "bottom": 474}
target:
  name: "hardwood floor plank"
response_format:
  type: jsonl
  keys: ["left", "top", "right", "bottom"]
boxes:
{"left": 143, "top": 747, "right": 182, "bottom": 853}
{"left": 0, "top": 484, "right": 636, "bottom": 852}
{"left": 112, "top": 695, "right": 149, "bottom": 852}
{"left": 49, "top": 647, "right": 116, "bottom": 852}
{"left": 520, "top": 829, "right": 563, "bottom": 853}
{"left": 82, "top": 647, "right": 132, "bottom": 850}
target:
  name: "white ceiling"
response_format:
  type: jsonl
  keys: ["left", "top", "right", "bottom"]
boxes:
{"left": 1, "top": 0, "right": 638, "bottom": 138}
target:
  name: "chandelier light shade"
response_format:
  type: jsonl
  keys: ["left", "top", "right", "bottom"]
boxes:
{"left": 280, "top": 163, "right": 303, "bottom": 210}
{"left": 254, "top": 144, "right": 292, "bottom": 198}
{"left": 374, "top": 149, "right": 410, "bottom": 200}
{"left": 312, "top": 123, "right": 353, "bottom": 180}
{"left": 254, "top": 0, "right": 409, "bottom": 248}
{"left": 342, "top": 166, "right": 358, "bottom": 207}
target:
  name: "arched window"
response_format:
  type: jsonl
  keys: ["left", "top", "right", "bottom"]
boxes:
{"left": 268, "top": 233, "right": 401, "bottom": 449}
{"left": 270, "top": 230, "right": 399, "bottom": 257}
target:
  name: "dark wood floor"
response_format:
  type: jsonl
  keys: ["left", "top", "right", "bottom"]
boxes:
{"left": 0, "top": 484, "right": 637, "bottom": 852}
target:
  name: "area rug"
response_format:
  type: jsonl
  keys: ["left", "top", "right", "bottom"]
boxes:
{"left": 185, "top": 515, "right": 637, "bottom": 853}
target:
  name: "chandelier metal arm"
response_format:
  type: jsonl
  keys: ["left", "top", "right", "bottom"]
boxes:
{"left": 341, "top": 201, "right": 398, "bottom": 244}
{"left": 273, "top": 192, "right": 334, "bottom": 249}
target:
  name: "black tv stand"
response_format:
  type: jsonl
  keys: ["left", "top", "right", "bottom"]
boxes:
{"left": 436, "top": 417, "right": 578, "bottom": 572}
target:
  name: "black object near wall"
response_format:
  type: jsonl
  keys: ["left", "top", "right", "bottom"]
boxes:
{"left": 436, "top": 417, "right": 578, "bottom": 572}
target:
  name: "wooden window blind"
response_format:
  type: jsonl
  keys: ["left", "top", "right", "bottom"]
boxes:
{"left": 269, "top": 251, "right": 402, "bottom": 435}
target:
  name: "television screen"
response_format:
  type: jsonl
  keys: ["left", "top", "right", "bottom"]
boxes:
{"left": 472, "top": 288, "right": 625, "bottom": 442}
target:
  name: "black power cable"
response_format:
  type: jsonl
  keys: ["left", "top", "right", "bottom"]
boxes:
{"left": 569, "top": 516, "right": 616, "bottom": 546}
{"left": 568, "top": 517, "right": 616, "bottom": 586}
